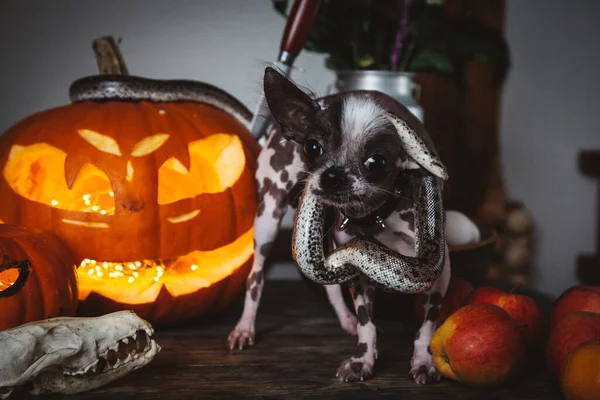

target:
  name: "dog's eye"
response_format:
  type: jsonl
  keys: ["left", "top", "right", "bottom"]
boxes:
{"left": 303, "top": 139, "right": 323, "bottom": 160}
{"left": 363, "top": 154, "right": 387, "bottom": 174}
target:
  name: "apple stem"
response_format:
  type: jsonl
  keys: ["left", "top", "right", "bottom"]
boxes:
{"left": 509, "top": 283, "right": 523, "bottom": 293}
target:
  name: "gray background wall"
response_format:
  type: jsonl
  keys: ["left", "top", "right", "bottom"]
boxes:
{"left": 0, "top": 0, "right": 598, "bottom": 297}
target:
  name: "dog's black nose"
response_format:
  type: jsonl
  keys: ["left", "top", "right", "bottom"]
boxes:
{"left": 320, "top": 167, "right": 346, "bottom": 191}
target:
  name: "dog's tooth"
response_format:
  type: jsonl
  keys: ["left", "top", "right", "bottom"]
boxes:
{"left": 132, "top": 332, "right": 137, "bottom": 341}
{"left": 110, "top": 343, "right": 119, "bottom": 353}
{"left": 121, "top": 338, "right": 129, "bottom": 345}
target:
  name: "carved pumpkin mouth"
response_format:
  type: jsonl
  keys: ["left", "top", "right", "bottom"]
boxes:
{"left": 76, "top": 227, "right": 253, "bottom": 305}
{"left": 2, "top": 129, "right": 255, "bottom": 305}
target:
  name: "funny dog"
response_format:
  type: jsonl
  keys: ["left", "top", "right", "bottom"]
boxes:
{"left": 229, "top": 66, "right": 458, "bottom": 384}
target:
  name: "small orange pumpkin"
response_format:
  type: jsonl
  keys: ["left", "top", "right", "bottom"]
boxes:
{"left": 0, "top": 74, "right": 260, "bottom": 326}
{"left": 0, "top": 224, "right": 78, "bottom": 331}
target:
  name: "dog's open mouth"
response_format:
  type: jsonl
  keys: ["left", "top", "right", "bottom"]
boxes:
{"left": 63, "top": 329, "right": 157, "bottom": 378}
{"left": 313, "top": 191, "right": 386, "bottom": 219}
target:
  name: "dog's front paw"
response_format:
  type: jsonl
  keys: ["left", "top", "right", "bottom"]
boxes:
{"left": 336, "top": 357, "right": 374, "bottom": 382}
{"left": 228, "top": 323, "right": 255, "bottom": 350}
{"left": 409, "top": 353, "right": 441, "bottom": 384}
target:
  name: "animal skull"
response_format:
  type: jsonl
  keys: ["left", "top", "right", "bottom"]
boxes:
{"left": 0, "top": 310, "right": 160, "bottom": 398}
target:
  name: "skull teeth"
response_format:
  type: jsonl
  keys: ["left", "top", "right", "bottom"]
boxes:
{"left": 64, "top": 330, "right": 153, "bottom": 378}
{"left": 84, "top": 360, "right": 98, "bottom": 374}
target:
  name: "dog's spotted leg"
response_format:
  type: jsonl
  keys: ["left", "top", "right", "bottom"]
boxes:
{"left": 409, "top": 243, "right": 451, "bottom": 384}
{"left": 228, "top": 129, "right": 304, "bottom": 350}
{"left": 336, "top": 276, "right": 377, "bottom": 382}
{"left": 325, "top": 284, "right": 358, "bottom": 336}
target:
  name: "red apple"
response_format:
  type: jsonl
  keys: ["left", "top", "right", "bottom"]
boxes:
{"left": 467, "top": 286, "right": 542, "bottom": 345}
{"left": 550, "top": 285, "right": 600, "bottom": 329}
{"left": 430, "top": 303, "right": 526, "bottom": 388}
{"left": 546, "top": 311, "right": 600, "bottom": 375}
{"left": 415, "top": 277, "right": 474, "bottom": 325}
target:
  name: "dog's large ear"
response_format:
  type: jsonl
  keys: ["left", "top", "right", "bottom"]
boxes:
{"left": 263, "top": 66, "right": 320, "bottom": 142}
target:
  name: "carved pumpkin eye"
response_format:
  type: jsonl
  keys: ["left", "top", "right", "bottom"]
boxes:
{"left": 0, "top": 224, "right": 78, "bottom": 331}
{"left": 3, "top": 142, "right": 116, "bottom": 218}
{"left": 157, "top": 133, "right": 246, "bottom": 205}
{"left": 0, "top": 260, "right": 30, "bottom": 298}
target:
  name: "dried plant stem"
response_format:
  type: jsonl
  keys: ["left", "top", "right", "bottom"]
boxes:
{"left": 397, "top": 36, "right": 416, "bottom": 71}
{"left": 391, "top": 0, "right": 411, "bottom": 71}
{"left": 92, "top": 36, "right": 129, "bottom": 75}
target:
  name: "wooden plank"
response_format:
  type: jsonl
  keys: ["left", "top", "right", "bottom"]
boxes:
{"left": 414, "top": 72, "right": 460, "bottom": 210}
{"left": 579, "top": 150, "right": 600, "bottom": 177}
{"left": 577, "top": 150, "right": 600, "bottom": 284}
{"left": 27, "top": 282, "right": 561, "bottom": 399}
{"left": 456, "top": 61, "right": 503, "bottom": 218}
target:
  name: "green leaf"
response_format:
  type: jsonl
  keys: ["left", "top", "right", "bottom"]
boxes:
{"left": 409, "top": 48, "right": 454, "bottom": 75}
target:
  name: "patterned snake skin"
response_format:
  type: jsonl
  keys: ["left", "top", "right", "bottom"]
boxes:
{"left": 69, "top": 75, "right": 252, "bottom": 130}
{"left": 291, "top": 173, "right": 446, "bottom": 293}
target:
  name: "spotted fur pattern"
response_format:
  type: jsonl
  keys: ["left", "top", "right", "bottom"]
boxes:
{"left": 337, "top": 276, "right": 377, "bottom": 382}
{"left": 229, "top": 83, "right": 452, "bottom": 384}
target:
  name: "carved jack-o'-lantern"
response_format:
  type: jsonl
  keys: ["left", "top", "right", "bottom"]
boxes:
{"left": 0, "top": 74, "right": 260, "bottom": 326}
{"left": 0, "top": 224, "right": 78, "bottom": 331}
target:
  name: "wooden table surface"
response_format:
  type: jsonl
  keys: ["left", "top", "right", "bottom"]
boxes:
{"left": 32, "top": 281, "right": 564, "bottom": 400}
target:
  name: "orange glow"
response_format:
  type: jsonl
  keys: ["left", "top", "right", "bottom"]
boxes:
{"left": 0, "top": 267, "right": 18, "bottom": 290}
{"left": 4, "top": 133, "right": 246, "bottom": 209}
{"left": 3, "top": 143, "right": 115, "bottom": 214}
{"left": 78, "top": 129, "right": 122, "bottom": 156}
{"left": 158, "top": 133, "right": 246, "bottom": 204}
{"left": 130, "top": 134, "right": 170, "bottom": 157}
{"left": 4, "top": 133, "right": 253, "bottom": 305}
{"left": 77, "top": 227, "right": 254, "bottom": 304}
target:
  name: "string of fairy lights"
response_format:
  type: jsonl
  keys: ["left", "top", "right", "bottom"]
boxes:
{"left": 51, "top": 190, "right": 116, "bottom": 215}
{"left": 50, "top": 191, "right": 200, "bottom": 285}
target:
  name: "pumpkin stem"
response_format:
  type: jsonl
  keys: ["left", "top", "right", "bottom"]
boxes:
{"left": 93, "top": 36, "right": 129, "bottom": 75}
{"left": 0, "top": 260, "right": 31, "bottom": 298}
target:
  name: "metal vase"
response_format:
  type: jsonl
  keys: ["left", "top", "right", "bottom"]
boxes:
{"left": 330, "top": 70, "right": 424, "bottom": 122}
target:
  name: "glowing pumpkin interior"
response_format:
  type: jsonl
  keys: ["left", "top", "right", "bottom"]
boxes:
{"left": 2, "top": 130, "right": 254, "bottom": 305}
{"left": 0, "top": 267, "right": 18, "bottom": 291}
